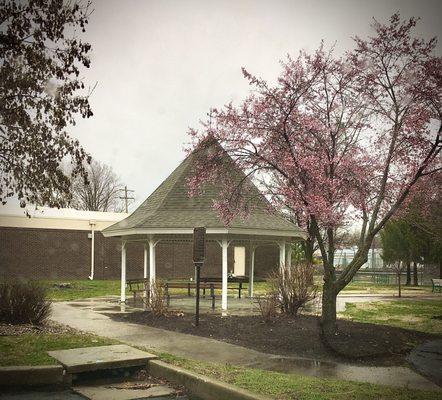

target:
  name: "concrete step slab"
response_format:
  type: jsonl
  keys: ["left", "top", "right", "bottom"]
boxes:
{"left": 47, "top": 345, "right": 157, "bottom": 374}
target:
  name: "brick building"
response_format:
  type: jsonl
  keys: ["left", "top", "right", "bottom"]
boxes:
{"left": 0, "top": 206, "right": 286, "bottom": 282}
{"left": 0, "top": 207, "right": 131, "bottom": 280}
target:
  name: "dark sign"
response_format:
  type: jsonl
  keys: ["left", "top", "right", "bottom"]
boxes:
{"left": 193, "top": 227, "right": 206, "bottom": 264}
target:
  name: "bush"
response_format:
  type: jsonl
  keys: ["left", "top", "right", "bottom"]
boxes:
{"left": 269, "top": 263, "right": 317, "bottom": 316}
{"left": 0, "top": 281, "right": 52, "bottom": 325}
{"left": 255, "top": 294, "right": 278, "bottom": 323}
{"left": 145, "top": 279, "right": 167, "bottom": 317}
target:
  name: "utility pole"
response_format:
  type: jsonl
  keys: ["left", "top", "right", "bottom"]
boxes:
{"left": 118, "top": 186, "right": 135, "bottom": 213}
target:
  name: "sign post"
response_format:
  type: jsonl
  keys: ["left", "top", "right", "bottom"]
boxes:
{"left": 193, "top": 227, "right": 206, "bottom": 327}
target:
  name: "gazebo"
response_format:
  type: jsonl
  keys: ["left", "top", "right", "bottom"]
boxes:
{"left": 103, "top": 141, "right": 305, "bottom": 310}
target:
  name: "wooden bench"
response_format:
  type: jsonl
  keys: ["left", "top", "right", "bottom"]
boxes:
{"left": 431, "top": 278, "right": 442, "bottom": 293}
{"left": 164, "top": 281, "right": 216, "bottom": 309}
{"left": 127, "top": 277, "right": 247, "bottom": 309}
{"left": 127, "top": 278, "right": 149, "bottom": 301}
{"left": 200, "top": 277, "right": 246, "bottom": 299}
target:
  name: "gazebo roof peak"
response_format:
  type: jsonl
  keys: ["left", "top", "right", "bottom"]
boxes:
{"left": 103, "top": 140, "right": 304, "bottom": 238}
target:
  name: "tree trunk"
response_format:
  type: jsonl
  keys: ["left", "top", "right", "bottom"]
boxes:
{"left": 405, "top": 262, "right": 411, "bottom": 286}
{"left": 321, "top": 282, "right": 337, "bottom": 335}
{"left": 305, "top": 238, "right": 314, "bottom": 266}
{"left": 305, "top": 238, "right": 314, "bottom": 285}
{"left": 413, "top": 262, "right": 418, "bottom": 286}
{"left": 397, "top": 265, "right": 402, "bottom": 298}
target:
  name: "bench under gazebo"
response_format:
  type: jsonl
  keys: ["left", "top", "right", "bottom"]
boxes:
{"left": 103, "top": 141, "right": 305, "bottom": 311}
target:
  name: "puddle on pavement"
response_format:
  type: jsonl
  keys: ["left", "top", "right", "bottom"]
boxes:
{"left": 250, "top": 355, "right": 440, "bottom": 391}
{"left": 90, "top": 306, "right": 126, "bottom": 312}
{"left": 66, "top": 301, "right": 146, "bottom": 315}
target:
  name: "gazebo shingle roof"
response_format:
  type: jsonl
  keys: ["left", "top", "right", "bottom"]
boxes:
{"left": 103, "top": 140, "right": 303, "bottom": 236}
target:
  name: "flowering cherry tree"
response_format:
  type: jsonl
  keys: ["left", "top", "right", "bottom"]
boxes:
{"left": 187, "top": 14, "right": 441, "bottom": 334}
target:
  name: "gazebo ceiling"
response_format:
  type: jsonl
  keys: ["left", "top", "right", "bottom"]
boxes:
{"left": 103, "top": 140, "right": 305, "bottom": 239}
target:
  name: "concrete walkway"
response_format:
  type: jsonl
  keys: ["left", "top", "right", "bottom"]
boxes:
{"left": 51, "top": 301, "right": 440, "bottom": 391}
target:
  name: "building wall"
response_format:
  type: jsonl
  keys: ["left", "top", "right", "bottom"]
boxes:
{"left": 0, "top": 227, "right": 279, "bottom": 280}
{"left": 0, "top": 227, "right": 143, "bottom": 280}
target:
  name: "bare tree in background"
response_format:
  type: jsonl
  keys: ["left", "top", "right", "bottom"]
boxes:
{"left": 70, "top": 160, "right": 130, "bottom": 212}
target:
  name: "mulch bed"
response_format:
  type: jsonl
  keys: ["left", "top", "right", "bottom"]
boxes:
{"left": 0, "top": 320, "right": 80, "bottom": 336}
{"left": 107, "top": 311, "right": 436, "bottom": 366}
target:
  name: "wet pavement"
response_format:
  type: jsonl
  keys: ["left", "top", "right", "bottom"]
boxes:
{"left": 58, "top": 292, "right": 411, "bottom": 315}
{"left": 51, "top": 298, "right": 441, "bottom": 391}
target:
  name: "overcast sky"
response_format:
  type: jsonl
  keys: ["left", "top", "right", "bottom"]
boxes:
{"left": 69, "top": 0, "right": 442, "bottom": 210}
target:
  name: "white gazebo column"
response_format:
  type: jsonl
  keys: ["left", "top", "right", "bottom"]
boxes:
{"left": 149, "top": 238, "right": 157, "bottom": 291}
{"left": 287, "top": 243, "right": 292, "bottom": 268}
{"left": 221, "top": 239, "right": 230, "bottom": 311}
{"left": 89, "top": 221, "right": 96, "bottom": 280}
{"left": 143, "top": 242, "right": 148, "bottom": 279}
{"left": 248, "top": 243, "right": 256, "bottom": 298}
{"left": 279, "top": 241, "right": 286, "bottom": 271}
{"left": 120, "top": 241, "right": 127, "bottom": 302}
{"left": 143, "top": 242, "right": 149, "bottom": 298}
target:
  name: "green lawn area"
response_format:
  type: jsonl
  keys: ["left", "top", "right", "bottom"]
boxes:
{"left": 0, "top": 333, "right": 116, "bottom": 366}
{"left": 340, "top": 299, "right": 442, "bottom": 335}
{"left": 157, "top": 352, "right": 440, "bottom": 400}
{"left": 340, "top": 281, "right": 433, "bottom": 294}
{"left": 41, "top": 280, "right": 120, "bottom": 301}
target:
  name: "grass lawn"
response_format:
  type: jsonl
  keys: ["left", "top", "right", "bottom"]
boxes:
{"left": 340, "top": 299, "right": 442, "bottom": 335}
{"left": 41, "top": 280, "right": 120, "bottom": 301}
{"left": 156, "top": 352, "right": 440, "bottom": 400}
{"left": 340, "top": 281, "right": 433, "bottom": 294}
{"left": 0, "top": 333, "right": 117, "bottom": 366}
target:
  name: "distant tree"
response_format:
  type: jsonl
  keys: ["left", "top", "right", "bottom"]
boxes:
{"left": 403, "top": 181, "right": 442, "bottom": 280}
{"left": 380, "top": 214, "right": 438, "bottom": 288}
{"left": 0, "top": 0, "right": 93, "bottom": 208}
{"left": 380, "top": 220, "right": 411, "bottom": 296}
{"left": 70, "top": 160, "right": 129, "bottom": 212}
{"left": 426, "top": 240, "right": 442, "bottom": 279}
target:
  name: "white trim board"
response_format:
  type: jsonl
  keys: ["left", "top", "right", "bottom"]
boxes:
{"left": 102, "top": 227, "right": 306, "bottom": 239}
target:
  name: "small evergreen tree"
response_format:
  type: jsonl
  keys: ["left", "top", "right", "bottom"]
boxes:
{"left": 381, "top": 220, "right": 411, "bottom": 296}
